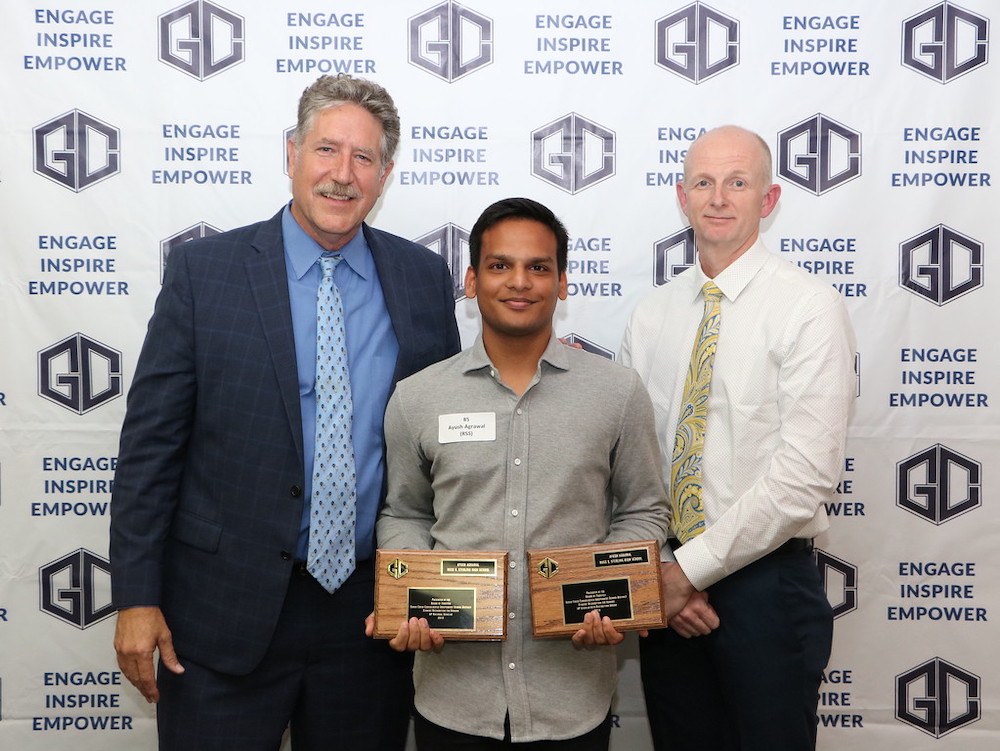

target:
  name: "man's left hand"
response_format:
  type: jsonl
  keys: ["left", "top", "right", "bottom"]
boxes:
{"left": 668, "top": 590, "right": 720, "bottom": 638}
{"left": 571, "top": 610, "right": 625, "bottom": 648}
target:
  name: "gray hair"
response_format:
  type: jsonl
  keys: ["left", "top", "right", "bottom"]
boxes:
{"left": 293, "top": 74, "right": 400, "bottom": 169}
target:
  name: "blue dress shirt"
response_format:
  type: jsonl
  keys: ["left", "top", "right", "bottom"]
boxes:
{"left": 282, "top": 204, "right": 399, "bottom": 561}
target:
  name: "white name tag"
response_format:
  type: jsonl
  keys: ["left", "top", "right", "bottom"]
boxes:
{"left": 438, "top": 412, "right": 497, "bottom": 443}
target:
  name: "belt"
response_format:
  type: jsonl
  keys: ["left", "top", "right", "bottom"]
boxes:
{"left": 668, "top": 537, "right": 813, "bottom": 556}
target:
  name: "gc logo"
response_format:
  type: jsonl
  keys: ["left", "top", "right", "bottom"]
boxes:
{"left": 559, "top": 334, "right": 614, "bottom": 361}
{"left": 814, "top": 549, "right": 858, "bottom": 619}
{"left": 537, "top": 557, "right": 559, "bottom": 578}
{"left": 902, "top": 2, "right": 989, "bottom": 84}
{"left": 653, "top": 227, "right": 697, "bottom": 286}
{"left": 777, "top": 114, "right": 862, "bottom": 195}
{"left": 158, "top": 0, "right": 245, "bottom": 81}
{"left": 896, "top": 444, "right": 981, "bottom": 525}
{"left": 415, "top": 223, "right": 471, "bottom": 301}
{"left": 160, "top": 222, "right": 223, "bottom": 283}
{"left": 33, "top": 110, "right": 120, "bottom": 193}
{"left": 531, "top": 114, "right": 615, "bottom": 194}
{"left": 896, "top": 657, "right": 981, "bottom": 737}
{"left": 39, "top": 549, "right": 115, "bottom": 629}
{"left": 38, "top": 334, "right": 123, "bottom": 415}
{"left": 900, "top": 224, "right": 983, "bottom": 306}
{"left": 655, "top": 2, "right": 740, "bottom": 84}
{"left": 409, "top": 1, "right": 493, "bottom": 82}
{"left": 387, "top": 558, "right": 409, "bottom": 579}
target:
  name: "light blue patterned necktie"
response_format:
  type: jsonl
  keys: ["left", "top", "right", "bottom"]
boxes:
{"left": 307, "top": 253, "right": 357, "bottom": 593}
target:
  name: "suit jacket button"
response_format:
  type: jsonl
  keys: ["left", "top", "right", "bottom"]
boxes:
{"left": 281, "top": 551, "right": 292, "bottom": 561}
{"left": 290, "top": 485, "right": 302, "bottom": 497}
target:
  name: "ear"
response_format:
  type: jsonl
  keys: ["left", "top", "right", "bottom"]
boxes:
{"left": 464, "top": 265, "right": 477, "bottom": 299}
{"left": 286, "top": 138, "right": 298, "bottom": 178}
{"left": 377, "top": 160, "right": 394, "bottom": 194}
{"left": 760, "top": 183, "right": 781, "bottom": 218}
{"left": 676, "top": 182, "right": 689, "bottom": 215}
{"left": 558, "top": 270, "right": 568, "bottom": 301}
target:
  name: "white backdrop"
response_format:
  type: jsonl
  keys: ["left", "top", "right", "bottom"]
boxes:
{"left": 0, "top": 1, "right": 997, "bottom": 748}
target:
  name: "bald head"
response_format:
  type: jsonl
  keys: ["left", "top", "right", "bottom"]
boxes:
{"left": 684, "top": 125, "right": 771, "bottom": 185}
{"left": 685, "top": 126, "right": 772, "bottom": 187}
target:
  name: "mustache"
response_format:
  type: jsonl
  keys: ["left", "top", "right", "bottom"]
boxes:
{"left": 314, "top": 181, "right": 360, "bottom": 200}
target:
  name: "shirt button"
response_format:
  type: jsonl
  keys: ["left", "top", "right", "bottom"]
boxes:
{"left": 509, "top": 561, "right": 517, "bottom": 568}
{"left": 511, "top": 509, "right": 519, "bottom": 517}
{"left": 508, "top": 662, "right": 516, "bottom": 670}
{"left": 513, "top": 458, "right": 522, "bottom": 466}
{"left": 509, "top": 612, "right": 516, "bottom": 619}
{"left": 516, "top": 408, "right": 523, "bottom": 415}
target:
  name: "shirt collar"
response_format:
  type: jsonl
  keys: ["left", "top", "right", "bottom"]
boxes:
{"left": 692, "top": 238, "right": 768, "bottom": 303}
{"left": 281, "top": 202, "right": 374, "bottom": 281}
{"left": 463, "top": 332, "right": 570, "bottom": 375}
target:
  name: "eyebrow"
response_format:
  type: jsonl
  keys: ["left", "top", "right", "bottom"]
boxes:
{"left": 485, "top": 252, "right": 556, "bottom": 265}
{"left": 689, "top": 169, "right": 754, "bottom": 180}
{"left": 316, "top": 137, "right": 377, "bottom": 158}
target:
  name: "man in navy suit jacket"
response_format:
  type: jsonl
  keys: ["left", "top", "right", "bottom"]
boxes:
{"left": 110, "top": 74, "right": 460, "bottom": 750}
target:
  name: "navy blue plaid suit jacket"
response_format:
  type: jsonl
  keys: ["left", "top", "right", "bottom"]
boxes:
{"left": 109, "top": 208, "right": 460, "bottom": 675}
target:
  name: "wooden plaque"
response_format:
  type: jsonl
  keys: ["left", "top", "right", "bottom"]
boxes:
{"left": 526, "top": 540, "right": 665, "bottom": 637}
{"left": 373, "top": 549, "right": 508, "bottom": 641}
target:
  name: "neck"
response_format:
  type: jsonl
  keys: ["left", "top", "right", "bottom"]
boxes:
{"left": 698, "top": 234, "right": 757, "bottom": 278}
{"left": 481, "top": 327, "right": 551, "bottom": 396}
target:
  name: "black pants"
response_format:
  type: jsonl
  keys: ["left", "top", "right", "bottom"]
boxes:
{"left": 413, "top": 711, "right": 612, "bottom": 750}
{"left": 157, "top": 563, "right": 412, "bottom": 751}
{"left": 640, "top": 547, "right": 832, "bottom": 751}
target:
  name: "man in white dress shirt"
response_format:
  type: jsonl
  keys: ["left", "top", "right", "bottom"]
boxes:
{"left": 621, "top": 125, "right": 855, "bottom": 751}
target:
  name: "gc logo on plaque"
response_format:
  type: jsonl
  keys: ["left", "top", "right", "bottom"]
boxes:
{"left": 373, "top": 549, "right": 508, "bottom": 640}
{"left": 526, "top": 541, "right": 665, "bottom": 637}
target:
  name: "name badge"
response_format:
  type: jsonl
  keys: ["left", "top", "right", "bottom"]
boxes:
{"left": 438, "top": 412, "right": 496, "bottom": 443}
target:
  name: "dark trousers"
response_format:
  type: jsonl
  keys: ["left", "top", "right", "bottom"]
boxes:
{"left": 640, "top": 547, "right": 832, "bottom": 751}
{"left": 413, "top": 711, "right": 612, "bottom": 750}
{"left": 157, "top": 563, "right": 412, "bottom": 751}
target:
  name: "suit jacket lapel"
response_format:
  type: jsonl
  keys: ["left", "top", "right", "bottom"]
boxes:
{"left": 245, "top": 211, "right": 304, "bottom": 464}
{"left": 365, "top": 224, "right": 412, "bottom": 385}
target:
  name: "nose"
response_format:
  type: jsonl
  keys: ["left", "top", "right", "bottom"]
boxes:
{"left": 328, "top": 151, "right": 353, "bottom": 184}
{"left": 708, "top": 184, "right": 728, "bottom": 206}
{"left": 507, "top": 265, "right": 531, "bottom": 290}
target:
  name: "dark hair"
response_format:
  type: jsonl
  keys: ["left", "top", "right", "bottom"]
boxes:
{"left": 469, "top": 198, "right": 569, "bottom": 274}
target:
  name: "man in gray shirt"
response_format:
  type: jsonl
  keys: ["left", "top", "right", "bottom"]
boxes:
{"left": 369, "top": 198, "right": 670, "bottom": 749}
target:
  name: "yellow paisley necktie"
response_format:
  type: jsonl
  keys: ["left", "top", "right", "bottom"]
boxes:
{"left": 671, "top": 280, "right": 723, "bottom": 544}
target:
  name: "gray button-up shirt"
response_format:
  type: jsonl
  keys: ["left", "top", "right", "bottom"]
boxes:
{"left": 378, "top": 334, "right": 670, "bottom": 742}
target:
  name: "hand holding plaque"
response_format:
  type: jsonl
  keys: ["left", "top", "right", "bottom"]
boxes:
{"left": 373, "top": 549, "right": 508, "bottom": 641}
{"left": 526, "top": 541, "right": 665, "bottom": 638}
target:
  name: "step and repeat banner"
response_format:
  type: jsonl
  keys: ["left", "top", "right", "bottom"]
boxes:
{"left": 0, "top": 0, "right": 996, "bottom": 748}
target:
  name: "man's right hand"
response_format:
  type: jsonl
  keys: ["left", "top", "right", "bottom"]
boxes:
{"left": 113, "top": 606, "right": 185, "bottom": 703}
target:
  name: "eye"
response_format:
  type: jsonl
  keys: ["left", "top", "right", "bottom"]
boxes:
{"left": 733, "top": 179, "right": 747, "bottom": 188}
